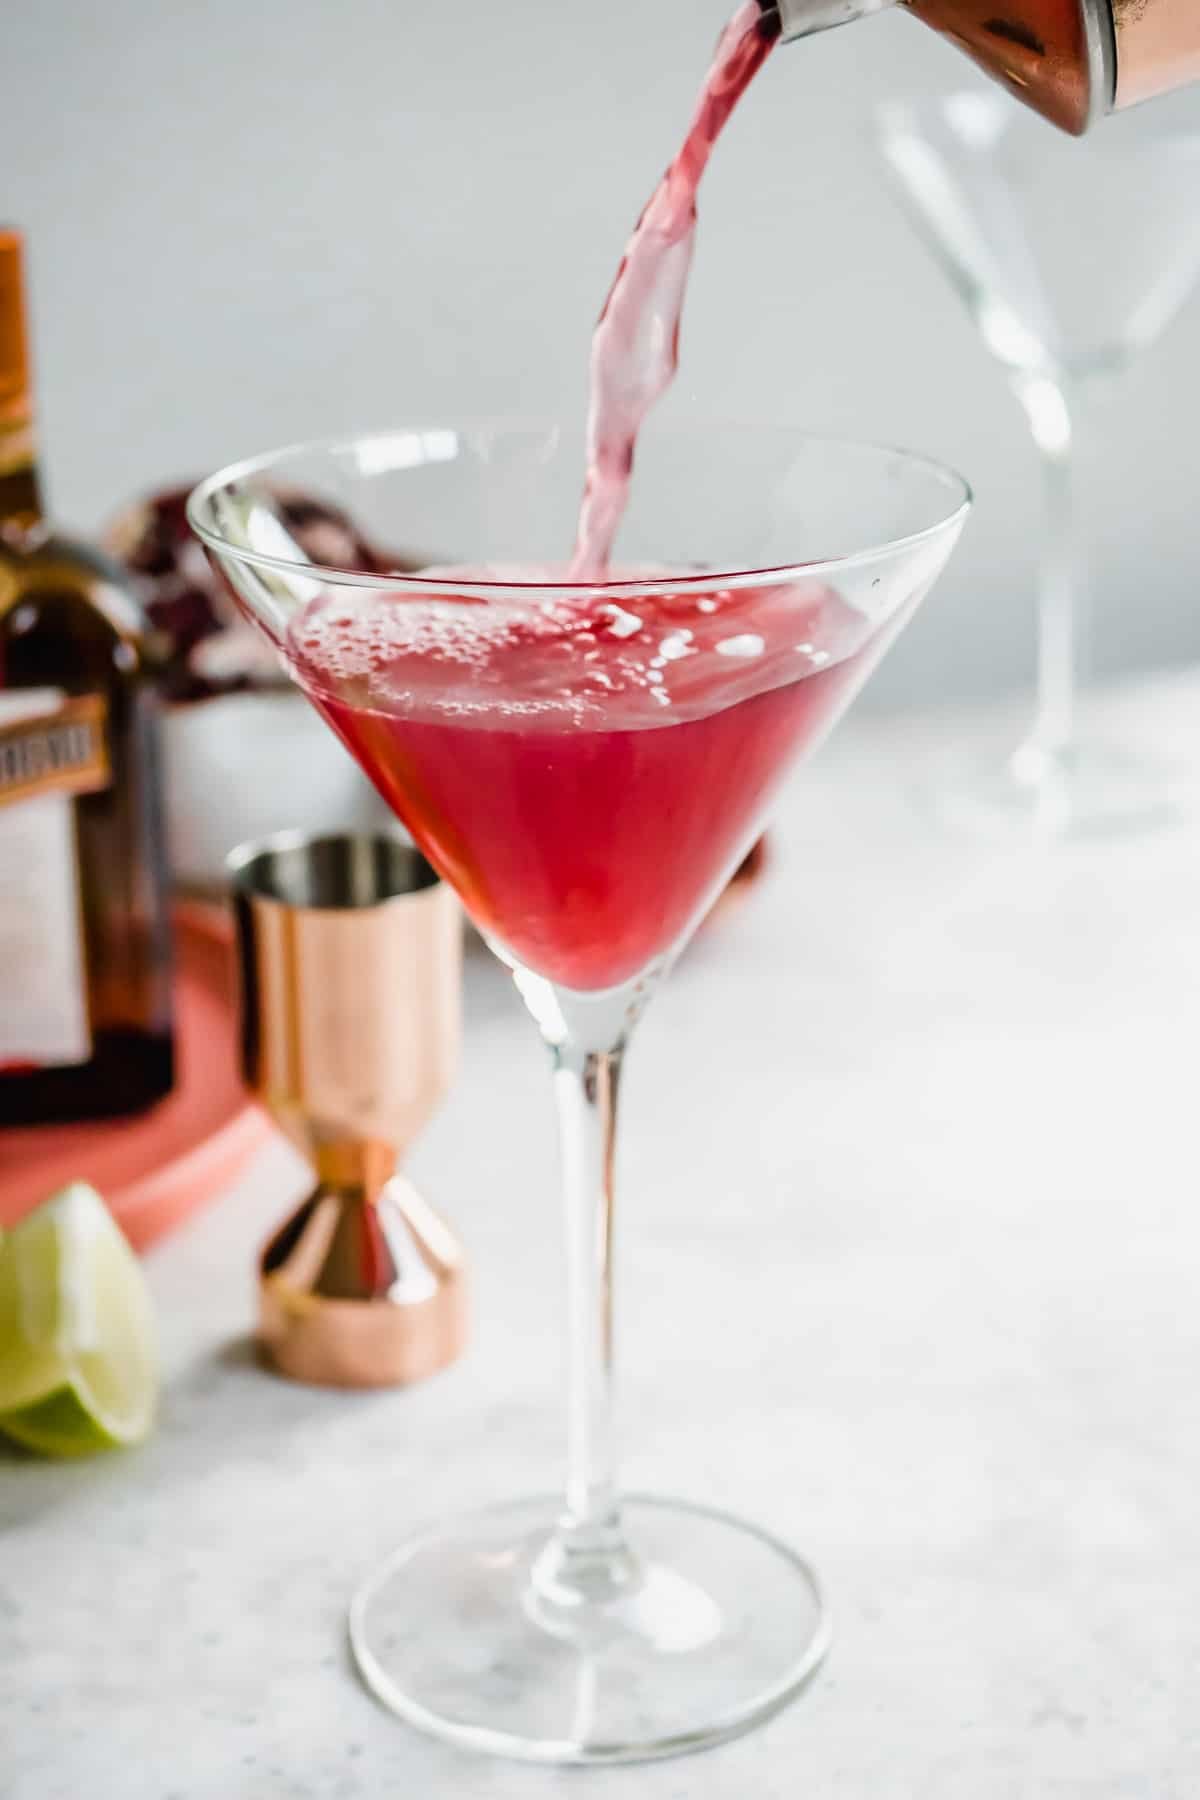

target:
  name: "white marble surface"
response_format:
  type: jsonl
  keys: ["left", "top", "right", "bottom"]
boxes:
{"left": 5, "top": 677, "right": 1200, "bottom": 1798}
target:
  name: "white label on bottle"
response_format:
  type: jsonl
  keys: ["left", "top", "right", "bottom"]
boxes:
{"left": 0, "top": 690, "right": 93, "bottom": 1070}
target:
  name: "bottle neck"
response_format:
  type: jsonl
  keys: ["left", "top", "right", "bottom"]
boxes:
{"left": 0, "top": 419, "right": 45, "bottom": 543}
{"left": 0, "top": 231, "right": 45, "bottom": 544}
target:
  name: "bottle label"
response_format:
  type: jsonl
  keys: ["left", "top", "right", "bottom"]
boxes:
{"left": 0, "top": 689, "right": 109, "bottom": 1071}
{"left": 1115, "top": 0, "right": 1200, "bottom": 108}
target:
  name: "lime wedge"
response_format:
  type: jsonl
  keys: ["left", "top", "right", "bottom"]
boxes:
{"left": 0, "top": 1183, "right": 158, "bottom": 1456}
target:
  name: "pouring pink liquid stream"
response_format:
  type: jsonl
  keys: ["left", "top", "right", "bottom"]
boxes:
{"left": 571, "top": 1, "right": 778, "bottom": 577}
{"left": 287, "top": 2, "right": 893, "bottom": 992}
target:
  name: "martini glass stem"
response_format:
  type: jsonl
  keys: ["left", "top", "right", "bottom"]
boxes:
{"left": 554, "top": 1038, "right": 624, "bottom": 1552}
{"left": 513, "top": 968, "right": 649, "bottom": 1609}
{"left": 1035, "top": 426, "right": 1081, "bottom": 758}
{"left": 1014, "top": 369, "right": 1087, "bottom": 764}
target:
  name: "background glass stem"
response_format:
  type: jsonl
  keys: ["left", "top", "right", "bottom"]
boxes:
{"left": 1013, "top": 371, "right": 1085, "bottom": 759}
{"left": 1034, "top": 432, "right": 1080, "bottom": 756}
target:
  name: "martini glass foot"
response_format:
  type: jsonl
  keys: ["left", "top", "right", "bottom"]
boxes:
{"left": 349, "top": 1493, "right": 830, "bottom": 1765}
{"left": 934, "top": 739, "right": 1177, "bottom": 842}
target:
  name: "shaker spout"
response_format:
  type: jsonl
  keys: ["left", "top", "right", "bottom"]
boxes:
{"left": 760, "top": 0, "right": 896, "bottom": 44}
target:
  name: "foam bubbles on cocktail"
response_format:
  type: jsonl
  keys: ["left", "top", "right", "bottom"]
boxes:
{"left": 288, "top": 569, "right": 868, "bottom": 735}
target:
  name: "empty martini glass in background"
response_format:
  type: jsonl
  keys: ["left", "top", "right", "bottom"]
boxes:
{"left": 189, "top": 422, "right": 969, "bottom": 1764}
{"left": 878, "top": 91, "right": 1200, "bottom": 839}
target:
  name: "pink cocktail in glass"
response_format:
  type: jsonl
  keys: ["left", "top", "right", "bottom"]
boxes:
{"left": 190, "top": 421, "right": 969, "bottom": 1764}
{"left": 289, "top": 576, "right": 892, "bottom": 991}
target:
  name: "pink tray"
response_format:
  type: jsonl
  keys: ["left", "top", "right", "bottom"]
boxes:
{"left": 0, "top": 904, "right": 272, "bottom": 1251}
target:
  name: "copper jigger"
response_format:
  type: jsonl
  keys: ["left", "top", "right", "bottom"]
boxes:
{"left": 228, "top": 831, "right": 465, "bottom": 1388}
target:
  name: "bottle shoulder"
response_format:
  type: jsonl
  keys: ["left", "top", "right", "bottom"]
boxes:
{"left": 0, "top": 526, "right": 151, "bottom": 658}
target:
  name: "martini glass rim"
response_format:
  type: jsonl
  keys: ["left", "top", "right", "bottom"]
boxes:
{"left": 876, "top": 87, "right": 1200, "bottom": 162}
{"left": 186, "top": 421, "right": 972, "bottom": 602}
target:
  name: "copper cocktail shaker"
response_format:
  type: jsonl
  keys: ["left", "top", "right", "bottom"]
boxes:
{"left": 763, "top": 0, "right": 1200, "bottom": 135}
{"left": 228, "top": 831, "right": 465, "bottom": 1388}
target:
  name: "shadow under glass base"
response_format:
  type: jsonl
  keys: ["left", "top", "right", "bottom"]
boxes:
{"left": 931, "top": 739, "right": 1178, "bottom": 844}
{"left": 348, "top": 1493, "right": 830, "bottom": 1765}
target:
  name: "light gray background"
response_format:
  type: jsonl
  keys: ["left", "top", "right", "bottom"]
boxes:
{"left": 4, "top": 0, "right": 1200, "bottom": 708}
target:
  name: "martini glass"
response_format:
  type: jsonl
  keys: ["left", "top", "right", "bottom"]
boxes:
{"left": 189, "top": 422, "right": 969, "bottom": 1764}
{"left": 877, "top": 91, "right": 1200, "bottom": 838}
